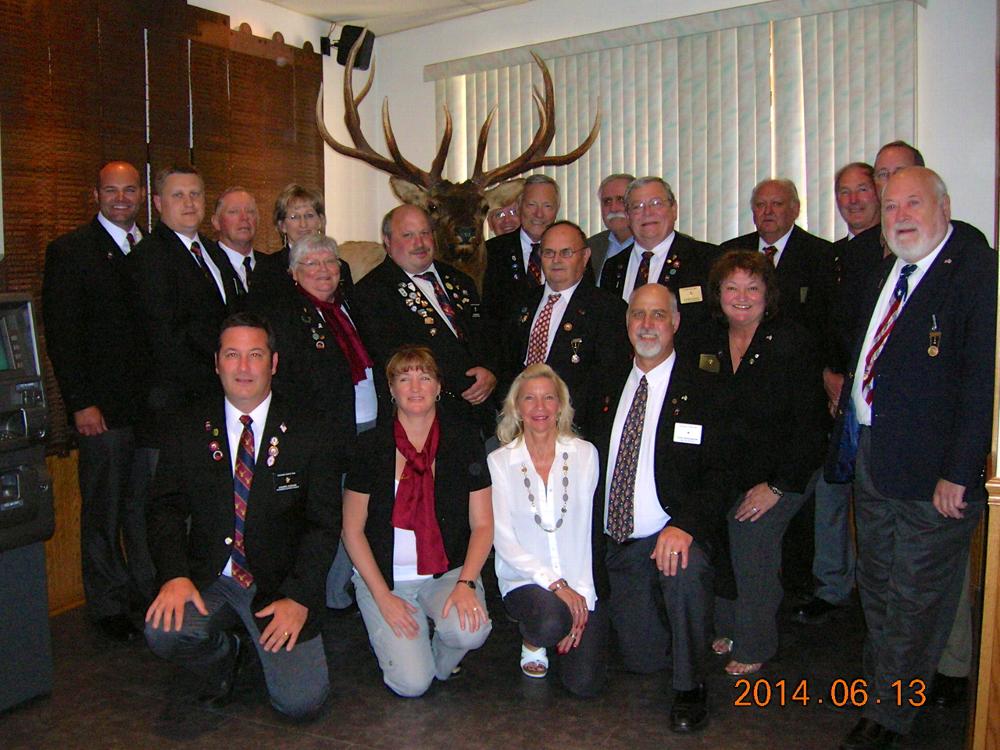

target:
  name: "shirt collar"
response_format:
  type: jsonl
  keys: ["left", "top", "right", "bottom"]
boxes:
{"left": 634, "top": 230, "right": 676, "bottom": 257}
{"left": 631, "top": 349, "right": 676, "bottom": 387}
{"left": 97, "top": 213, "right": 139, "bottom": 249}
{"left": 224, "top": 391, "right": 273, "bottom": 435}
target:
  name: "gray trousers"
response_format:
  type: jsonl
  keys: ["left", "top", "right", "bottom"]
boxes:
{"left": 717, "top": 489, "right": 806, "bottom": 664}
{"left": 606, "top": 532, "right": 715, "bottom": 691}
{"left": 78, "top": 427, "right": 154, "bottom": 618}
{"left": 812, "top": 469, "right": 856, "bottom": 604}
{"left": 144, "top": 575, "right": 330, "bottom": 718}
{"left": 854, "top": 428, "right": 981, "bottom": 734}
{"left": 353, "top": 568, "right": 491, "bottom": 698}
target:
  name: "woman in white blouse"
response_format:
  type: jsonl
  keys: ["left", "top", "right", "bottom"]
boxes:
{"left": 488, "top": 364, "right": 608, "bottom": 696}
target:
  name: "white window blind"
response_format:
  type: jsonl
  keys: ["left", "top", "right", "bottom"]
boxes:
{"left": 428, "top": 0, "right": 915, "bottom": 243}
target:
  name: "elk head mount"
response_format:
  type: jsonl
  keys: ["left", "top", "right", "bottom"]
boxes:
{"left": 316, "top": 41, "right": 600, "bottom": 287}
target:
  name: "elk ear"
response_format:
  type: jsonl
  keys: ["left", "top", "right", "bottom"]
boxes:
{"left": 390, "top": 177, "right": 429, "bottom": 207}
{"left": 485, "top": 179, "right": 525, "bottom": 210}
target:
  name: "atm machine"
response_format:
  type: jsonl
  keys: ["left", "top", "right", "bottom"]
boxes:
{"left": 0, "top": 293, "right": 55, "bottom": 712}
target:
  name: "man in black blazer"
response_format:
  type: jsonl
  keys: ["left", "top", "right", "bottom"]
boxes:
{"left": 42, "top": 161, "right": 153, "bottom": 641}
{"left": 212, "top": 186, "right": 263, "bottom": 296}
{"left": 355, "top": 205, "right": 497, "bottom": 430}
{"left": 829, "top": 168, "right": 996, "bottom": 750}
{"left": 590, "top": 283, "right": 730, "bottom": 733}
{"left": 720, "top": 177, "right": 832, "bottom": 342}
{"left": 586, "top": 172, "right": 635, "bottom": 280}
{"left": 500, "top": 221, "right": 631, "bottom": 434}
{"left": 126, "top": 165, "right": 243, "bottom": 450}
{"left": 144, "top": 313, "right": 341, "bottom": 717}
{"left": 600, "top": 177, "right": 721, "bottom": 345}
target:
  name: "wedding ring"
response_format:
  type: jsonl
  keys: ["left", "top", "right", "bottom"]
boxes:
{"left": 751, "top": 507, "right": 759, "bottom": 513}
{"left": 669, "top": 551, "right": 679, "bottom": 556}
{"left": 282, "top": 631, "right": 290, "bottom": 637}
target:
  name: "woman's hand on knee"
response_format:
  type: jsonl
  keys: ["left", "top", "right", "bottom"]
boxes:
{"left": 376, "top": 592, "right": 420, "bottom": 639}
{"left": 443, "top": 583, "right": 487, "bottom": 632}
{"left": 553, "top": 584, "right": 589, "bottom": 631}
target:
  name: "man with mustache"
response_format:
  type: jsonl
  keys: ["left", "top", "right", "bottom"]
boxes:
{"left": 587, "top": 173, "right": 635, "bottom": 280}
{"left": 355, "top": 205, "right": 496, "bottom": 430}
{"left": 828, "top": 167, "right": 996, "bottom": 750}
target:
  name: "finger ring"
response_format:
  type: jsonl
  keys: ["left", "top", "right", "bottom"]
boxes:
{"left": 751, "top": 507, "right": 759, "bottom": 513}
{"left": 669, "top": 551, "right": 679, "bottom": 556}
{"left": 473, "top": 607, "right": 479, "bottom": 611}
{"left": 282, "top": 631, "right": 290, "bottom": 637}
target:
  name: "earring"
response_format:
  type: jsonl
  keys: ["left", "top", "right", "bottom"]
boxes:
{"left": 390, "top": 396, "right": 397, "bottom": 404}
{"left": 435, "top": 394, "right": 441, "bottom": 402}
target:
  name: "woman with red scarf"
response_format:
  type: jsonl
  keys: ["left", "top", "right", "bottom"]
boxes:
{"left": 252, "top": 233, "right": 377, "bottom": 608}
{"left": 342, "top": 346, "right": 494, "bottom": 698}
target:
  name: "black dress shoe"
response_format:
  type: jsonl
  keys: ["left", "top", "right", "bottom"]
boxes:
{"left": 670, "top": 684, "right": 708, "bottom": 733}
{"left": 839, "top": 717, "right": 900, "bottom": 749}
{"left": 95, "top": 614, "right": 141, "bottom": 642}
{"left": 793, "top": 597, "right": 842, "bottom": 625}
{"left": 929, "top": 673, "right": 967, "bottom": 708}
{"left": 198, "top": 633, "right": 247, "bottom": 708}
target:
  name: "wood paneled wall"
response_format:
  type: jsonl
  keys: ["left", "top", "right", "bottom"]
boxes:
{"left": 0, "top": 0, "right": 324, "bottom": 612}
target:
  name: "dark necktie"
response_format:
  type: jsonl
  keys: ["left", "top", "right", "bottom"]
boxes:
{"left": 525, "top": 293, "right": 561, "bottom": 365}
{"left": 634, "top": 250, "right": 654, "bottom": 293}
{"left": 763, "top": 246, "right": 778, "bottom": 266}
{"left": 231, "top": 415, "right": 255, "bottom": 588}
{"left": 241, "top": 256, "right": 253, "bottom": 293}
{"left": 861, "top": 264, "right": 918, "bottom": 404}
{"left": 416, "top": 271, "right": 465, "bottom": 341}
{"left": 527, "top": 242, "right": 543, "bottom": 285}
{"left": 607, "top": 375, "right": 648, "bottom": 543}
{"left": 125, "top": 232, "right": 136, "bottom": 251}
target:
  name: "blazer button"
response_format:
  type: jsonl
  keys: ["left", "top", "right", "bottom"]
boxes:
{"left": 225, "top": 537, "right": 233, "bottom": 545}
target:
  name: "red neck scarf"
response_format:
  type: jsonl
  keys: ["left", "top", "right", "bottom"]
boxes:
{"left": 392, "top": 414, "right": 449, "bottom": 575}
{"left": 297, "top": 285, "right": 373, "bottom": 384}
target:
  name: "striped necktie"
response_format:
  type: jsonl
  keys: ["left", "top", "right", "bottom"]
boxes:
{"left": 862, "top": 264, "right": 918, "bottom": 404}
{"left": 231, "top": 414, "right": 255, "bottom": 588}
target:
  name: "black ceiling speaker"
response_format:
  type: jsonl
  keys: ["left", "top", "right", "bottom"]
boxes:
{"left": 330, "top": 26, "right": 374, "bottom": 71}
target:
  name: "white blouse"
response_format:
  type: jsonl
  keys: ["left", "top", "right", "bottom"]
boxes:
{"left": 488, "top": 435, "right": 599, "bottom": 610}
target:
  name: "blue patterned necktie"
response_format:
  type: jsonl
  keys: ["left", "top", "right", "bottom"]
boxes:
{"left": 231, "top": 414, "right": 255, "bottom": 587}
{"left": 607, "top": 375, "right": 648, "bottom": 543}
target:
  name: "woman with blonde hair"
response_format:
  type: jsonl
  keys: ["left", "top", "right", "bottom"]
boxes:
{"left": 489, "top": 364, "right": 608, "bottom": 696}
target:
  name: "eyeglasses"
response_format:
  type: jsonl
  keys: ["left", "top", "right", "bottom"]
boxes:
{"left": 491, "top": 207, "right": 518, "bottom": 219}
{"left": 626, "top": 197, "right": 670, "bottom": 214}
{"left": 298, "top": 258, "right": 339, "bottom": 272}
{"left": 286, "top": 211, "right": 320, "bottom": 223}
{"left": 540, "top": 247, "right": 585, "bottom": 259}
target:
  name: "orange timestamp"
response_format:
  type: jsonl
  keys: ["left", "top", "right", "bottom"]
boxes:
{"left": 733, "top": 678, "right": 927, "bottom": 708}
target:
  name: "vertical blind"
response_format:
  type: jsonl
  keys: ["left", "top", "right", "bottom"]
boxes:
{"left": 430, "top": 0, "right": 915, "bottom": 243}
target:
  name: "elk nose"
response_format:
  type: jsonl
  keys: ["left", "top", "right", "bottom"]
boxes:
{"left": 456, "top": 226, "right": 476, "bottom": 244}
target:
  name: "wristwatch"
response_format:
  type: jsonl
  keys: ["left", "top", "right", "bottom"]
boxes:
{"left": 767, "top": 483, "right": 784, "bottom": 498}
{"left": 457, "top": 578, "right": 476, "bottom": 589}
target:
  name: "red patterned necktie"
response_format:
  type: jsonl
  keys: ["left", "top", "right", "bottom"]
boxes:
{"left": 634, "top": 250, "right": 654, "bottom": 293}
{"left": 763, "top": 246, "right": 778, "bottom": 266}
{"left": 527, "top": 242, "right": 543, "bottom": 285}
{"left": 231, "top": 414, "right": 255, "bottom": 588}
{"left": 416, "top": 271, "right": 465, "bottom": 341}
{"left": 607, "top": 375, "right": 648, "bottom": 543}
{"left": 861, "top": 264, "right": 917, "bottom": 404}
{"left": 125, "top": 232, "right": 136, "bottom": 251}
{"left": 525, "top": 293, "right": 561, "bottom": 365}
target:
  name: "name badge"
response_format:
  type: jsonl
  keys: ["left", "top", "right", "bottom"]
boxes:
{"left": 274, "top": 471, "right": 300, "bottom": 492}
{"left": 679, "top": 285, "right": 703, "bottom": 304}
{"left": 673, "top": 423, "right": 703, "bottom": 445}
{"left": 800, "top": 286, "right": 809, "bottom": 304}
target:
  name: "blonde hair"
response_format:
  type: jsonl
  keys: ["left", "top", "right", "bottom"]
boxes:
{"left": 496, "top": 364, "right": 576, "bottom": 445}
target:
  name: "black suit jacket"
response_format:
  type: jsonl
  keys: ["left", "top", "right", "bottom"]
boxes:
{"left": 720, "top": 225, "right": 832, "bottom": 343}
{"left": 125, "top": 222, "right": 243, "bottom": 444}
{"left": 354, "top": 258, "right": 495, "bottom": 424}
{"left": 599, "top": 232, "right": 722, "bottom": 345}
{"left": 826, "top": 222, "right": 997, "bottom": 501}
{"left": 589, "top": 355, "right": 734, "bottom": 596}
{"left": 500, "top": 282, "right": 631, "bottom": 435}
{"left": 691, "top": 316, "right": 827, "bottom": 495}
{"left": 147, "top": 394, "right": 342, "bottom": 639}
{"left": 247, "top": 245, "right": 356, "bottom": 310}
{"left": 483, "top": 230, "right": 541, "bottom": 329}
{"left": 42, "top": 216, "right": 145, "bottom": 428}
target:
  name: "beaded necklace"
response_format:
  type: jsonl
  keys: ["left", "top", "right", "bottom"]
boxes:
{"left": 521, "top": 451, "right": 570, "bottom": 533}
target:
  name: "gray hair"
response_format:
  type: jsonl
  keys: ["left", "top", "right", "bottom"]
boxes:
{"left": 624, "top": 176, "right": 676, "bottom": 207}
{"left": 289, "top": 234, "right": 339, "bottom": 268}
{"left": 520, "top": 174, "right": 561, "bottom": 208}
{"left": 834, "top": 162, "right": 874, "bottom": 190}
{"left": 750, "top": 178, "right": 799, "bottom": 207}
{"left": 597, "top": 173, "right": 636, "bottom": 197}
{"left": 214, "top": 186, "right": 256, "bottom": 217}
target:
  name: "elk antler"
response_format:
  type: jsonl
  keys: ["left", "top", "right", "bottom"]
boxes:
{"left": 472, "top": 52, "right": 601, "bottom": 188}
{"left": 315, "top": 31, "right": 453, "bottom": 187}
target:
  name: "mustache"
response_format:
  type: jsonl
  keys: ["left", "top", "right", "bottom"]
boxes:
{"left": 606, "top": 211, "right": 627, "bottom": 221}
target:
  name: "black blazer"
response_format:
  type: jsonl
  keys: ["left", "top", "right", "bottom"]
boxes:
{"left": 147, "top": 394, "right": 342, "bottom": 639}
{"left": 599, "top": 232, "right": 722, "bottom": 344}
{"left": 345, "top": 413, "right": 491, "bottom": 589}
{"left": 483, "top": 230, "right": 541, "bottom": 331}
{"left": 354, "top": 258, "right": 495, "bottom": 423}
{"left": 125, "top": 222, "right": 243, "bottom": 444}
{"left": 247, "top": 245, "right": 357, "bottom": 309}
{"left": 691, "top": 315, "right": 826, "bottom": 495}
{"left": 720, "top": 225, "right": 832, "bottom": 343}
{"left": 500, "top": 282, "right": 631, "bottom": 436}
{"left": 589, "top": 355, "right": 734, "bottom": 596}
{"left": 42, "top": 216, "right": 145, "bottom": 428}
{"left": 826, "top": 222, "right": 997, "bottom": 501}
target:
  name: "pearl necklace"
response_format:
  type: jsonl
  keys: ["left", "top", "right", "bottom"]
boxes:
{"left": 521, "top": 451, "right": 569, "bottom": 533}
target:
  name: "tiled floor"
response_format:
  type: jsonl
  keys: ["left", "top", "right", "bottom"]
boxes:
{"left": 1, "top": 584, "right": 969, "bottom": 749}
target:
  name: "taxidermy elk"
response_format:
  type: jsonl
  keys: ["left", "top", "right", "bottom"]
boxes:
{"left": 316, "top": 40, "right": 600, "bottom": 287}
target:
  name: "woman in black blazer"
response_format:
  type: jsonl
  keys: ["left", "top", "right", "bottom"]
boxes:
{"left": 693, "top": 250, "right": 826, "bottom": 676}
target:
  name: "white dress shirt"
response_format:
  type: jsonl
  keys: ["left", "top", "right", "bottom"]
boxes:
{"left": 519, "top": 227, "right": 544, "bottom": 281}
{"left": 524, "top": 280, "right": 581, "bottom": 364}
{"left": 851, "top": 225, "right": 952, "bottom": 426}
{"left": 409, "top": 264, "right": 458, "bottom": 338}
{"left": 620, "top": 231, "right": 676, "bottom": 302}
{"left": 392, "top": 480, "right": 432, "bottom": 582}
{"left": 221, "top": 392, "right": 272, "bottom": 577}
{"left": 489, "top": 436, "right": 599, "bottom": 610}
{"left": 176, "top": 231, "right": 227, "bottom": 303}
{"left": 219, "top": 242, "right": 255, "bottom": 290}
{"left": 757, "top": 227, "right": 793, "bottom": 267}
{"left": 605, "top": 353, "right": 675, "bottom": 538}
{"left": 97, "top": 213, "right": 141, "bottom": 254}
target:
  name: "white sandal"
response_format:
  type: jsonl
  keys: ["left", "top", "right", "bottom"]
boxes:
{"left": 520, "top": 643, "right": 548, "bottom": 678}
